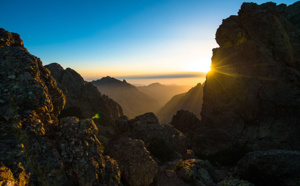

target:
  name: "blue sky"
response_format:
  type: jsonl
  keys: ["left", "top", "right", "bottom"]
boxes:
{"left": 0, "top": 0, "right": 298, "bottom": 80}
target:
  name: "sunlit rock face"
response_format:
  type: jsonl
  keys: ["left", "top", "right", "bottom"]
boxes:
{"left": 0, "top": 28, "right": 120, "bottom": 185}
{"left": 197, "top": 2, "right": 300, "bottom": 164}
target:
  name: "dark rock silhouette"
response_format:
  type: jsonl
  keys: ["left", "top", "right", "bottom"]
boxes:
{"left": 170, "top": 110, "right": 201, "bottom": 138}
{"left": 237, "top": 150, "right": 300, "bottom": 186}
{"left": 157, "top": 83, "right": 203, "bottom": 124}
{"left": 92, "top": 76, "right": 161, "bottom": 118}
{"left": 0, "top": 28, "right": 120, "bottom": 185}
{"left": 196, "top": 1, "right": 300, "bottom": 164}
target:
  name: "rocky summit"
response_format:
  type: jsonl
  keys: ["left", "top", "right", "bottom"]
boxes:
{"left": 0, "top": 28, "right": 121, "bottom": 185}
{"left": 195, "top": 2, "right": 300, "bottom": 165}
{"left": 1, "top": 1, "right": 300, "bottom": 186}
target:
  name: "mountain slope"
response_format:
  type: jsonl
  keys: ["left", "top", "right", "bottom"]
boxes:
{"left": 92, "top": 77, "right": 162, "bottom": 118}
{"left": 137, "top": 82, "right": 191, "bottom": 106}
{"left": 157, "top": 83, "right": 204, "bottom": 124}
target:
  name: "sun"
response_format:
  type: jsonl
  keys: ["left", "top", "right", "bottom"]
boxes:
{"left": 184, "top": 61, "right": 211, "bottom": 73}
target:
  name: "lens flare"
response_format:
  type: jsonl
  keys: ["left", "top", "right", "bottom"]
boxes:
{"left": 92, "top": 113, "right": 101, "bottom": 119}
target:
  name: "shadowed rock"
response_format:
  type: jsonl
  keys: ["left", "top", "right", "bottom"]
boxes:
{"left": 197, "top": 1, "right": 300, "bottom": 164}
{"left": 237, "top": 150, "right": 300, "bottom": 186}
{"left": 0, "top": 28, "right": 121, "bottom": 185}
{"left": 114, "top": 113, "right": 189, "bottom": 160}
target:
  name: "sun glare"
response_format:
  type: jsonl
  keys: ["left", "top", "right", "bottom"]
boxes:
{"left": 185, "top": 61, "right": 211, "bottom": 73}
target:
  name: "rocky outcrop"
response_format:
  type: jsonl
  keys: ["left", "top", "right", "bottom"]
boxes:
{"left": 105, "top": 137, "right": 158, "bottom": 186}
{"left": 170, "top": 110, "right": 201, "bottom": 137}
{"left": 55, "top": 117, "right": 121, "bottom": 185}
{"left": 0, "top": 28, "right": 121, "bottom": 185}
{"left": 157, "top": 83, "right": 203, "bottom": 124}
{"left": 237, "top": 150, "right": 300, "bottom": 186}
{"left": 46, "top": 64, "right": 123, "bottom": 121}
{"left": 197, "top": 2, "right": 300, "bottom": 163}
{"left": 46, "top": 63, "right": 123, "bottom": 145}
{"left": 92, "top": 76, "right": 161, "bottom": 118}
{"left": 114, "top": 113, "right": 189, "bottom": 161}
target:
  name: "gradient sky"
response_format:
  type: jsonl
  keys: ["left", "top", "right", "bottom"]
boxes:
{"left": 1, "top": 0, "right": 298, "bottom": 81}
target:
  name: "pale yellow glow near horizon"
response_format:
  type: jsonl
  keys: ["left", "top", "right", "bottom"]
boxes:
{"left": 184, "top": 61, "right": 211, "bottom": 73}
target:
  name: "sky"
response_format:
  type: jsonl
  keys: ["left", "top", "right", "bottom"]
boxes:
{"left": 0, "top": 0, "right": 298, "bottom": 85}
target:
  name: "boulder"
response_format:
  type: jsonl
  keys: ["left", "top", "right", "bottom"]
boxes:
{"left": 173, "top": 159, "right": 216, "bottom": 185}
{"left": 56, "top": 117, "right": 121, "bottom": 185}
{"left": 198, "top": 2, "right": 300, "bottom": 164}
{"left": 237, "top": 150, "right": 300, "bottom": 186}
{"left": 105, "top": 137, "right": 158, "bottom": 186}
{"left": 114, "top": 112, "right": 190, "bottom": 161}
{"left": 170, "top": 110, "right": 201, "bottom": 137}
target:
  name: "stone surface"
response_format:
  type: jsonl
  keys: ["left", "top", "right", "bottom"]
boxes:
{"left": 0, "top": 28, "right": 121, "bottom": 185}
{"left": 105, "top": 137, "right": 158, "bottom": 186}
{"left": 237, "top": 150, "right": 300, "bottom": 186}
{"left": 173, "top": 159, "right": 217, "bottom": 185}
{"left": 170, "top": 110, "right": 201, "bottom": 137}
{"left": 217, "top": 178, "right": 254, "bottom": 186}
{"left": 198, "top": 1, "right": 300, "bottom": 164}
{"left": 114, "top": 112, "right": 190, "bottom": 160}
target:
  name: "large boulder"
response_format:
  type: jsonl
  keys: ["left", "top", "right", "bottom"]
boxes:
{"left": 56, "top": 117, "right": 121, "bottom": 185}
{"left": 105, "top": 137, "right": 158, "bottom": 186}
{"left": 0, "top": 28, "right": 121, "bottom": 185}
{"left": 114, "top": 113, "right": 190, "bottom": 161}
{"left": 198, "top": 2, "right": 300, "bottom": 163}
{"left": 170, "top": 110, "right": 201, "bottom": 137}
{"left": 237, "top": 150, "right": 300, "bottom": 186}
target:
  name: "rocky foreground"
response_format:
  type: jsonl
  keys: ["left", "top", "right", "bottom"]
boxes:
{"left": 1, "top": 1, "right": 300, "bottom": 186}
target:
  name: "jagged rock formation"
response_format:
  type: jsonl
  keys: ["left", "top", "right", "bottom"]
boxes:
{"left": 157, "top": 83, "right": 203, "bottom": 124}
{"left": 236, "top": 150, "right": 300, "bottom": 186}
{"left": 45, "top": 64, "right": 123, "bottom": 121}
{"left": 0, "top": 28, "right": 121, "bottom": 185}
{"left": 106, "top": 137, "right": 158, "bottom": 186}
{"left": 46, "top": 64, "right": 123, "bottom": 145}
{"left": 92, "top": 76, "right": 161, "bottom": 118}
{"left": 113, "top": 113, "right": 189, "bottom": 161}
{"left": 137, "top": 82, "right": 190, "bottom": 106}
{"left": 196, "top": 2, "right": 300, "bottom": 164}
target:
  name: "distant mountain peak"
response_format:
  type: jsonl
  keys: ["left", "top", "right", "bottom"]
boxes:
{"left": 92, "top": 76, "right": 133, "bottom": 88}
